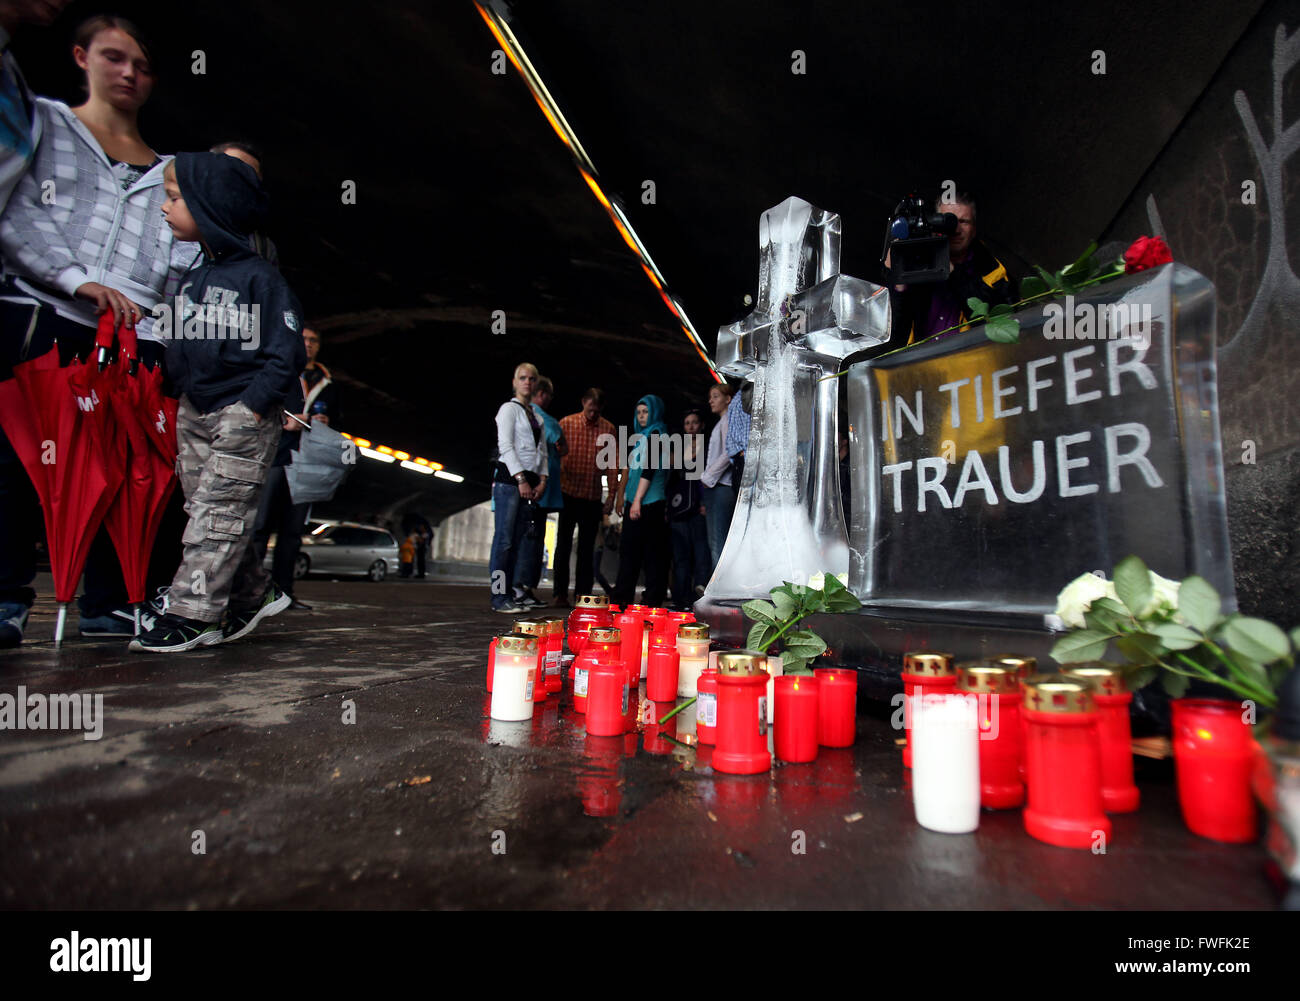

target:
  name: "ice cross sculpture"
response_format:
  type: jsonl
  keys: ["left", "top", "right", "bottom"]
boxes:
{"left": 706, "top": 196, "right": 890, "bottom": 600}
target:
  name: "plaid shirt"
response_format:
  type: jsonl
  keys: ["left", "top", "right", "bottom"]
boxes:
{"left": 559, "top": 411, "right": 615, "bottom": 501}
{"left": 725, "top": 389, "right": 751, "bottom": 458}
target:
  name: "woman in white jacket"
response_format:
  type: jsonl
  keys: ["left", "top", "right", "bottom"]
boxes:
{"left": 489, "top": 363, "right": 549, "bottom": 612}
{"left": 0, "top": 15, "right": 198, "bottom": 645}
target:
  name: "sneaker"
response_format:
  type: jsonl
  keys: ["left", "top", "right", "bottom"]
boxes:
{"left": 493, "top": 602, "right": 525, "bottom": 614}
{"left": 287, "top": 596, "right": 313, "bottom": 611}
{"left": 79, "top": 602, "right": 163, "bottom": 637}
{"left": 128, "top": 613, "right": 223, "bottom": 653}
{"left": 514, "top": 588, "right": 545, "bottom": 608}
{"left": 221, "top": 585, "right": 292, "bottom": 643}
{"left": 0, "top": 602, "right": 29, "bottom": 649}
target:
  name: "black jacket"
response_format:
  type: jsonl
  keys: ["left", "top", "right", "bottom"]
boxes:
{"left": 163, "top": 152, "right": 306, "bottom": 417}
{"left": 890, "top": 240, "right": 1015, "bottom": 346}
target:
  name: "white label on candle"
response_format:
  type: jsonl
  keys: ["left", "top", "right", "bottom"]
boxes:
{"left": 575, "top": 667, "right": 589, "bottom": 696}
{"left": 697, "top": 692, "right": 717, "bottom": 727}
{"left": 524, "top": 673, "right": 535, "bottom": 701}
{"left": 758, "top": 696, "right": 768, "bottom": 735}
{"left": 621, "top": 683, "right": 629, "bottom": 714}
{"left": 546, "top": 650, "right": 560, "bottom": 676}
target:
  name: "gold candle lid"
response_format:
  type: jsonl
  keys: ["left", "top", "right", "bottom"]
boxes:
{"left": 902, "top": 652, "right": 955, "bottom": 677}
{"left": 576, "top": 594, "right": 609, "bottom": 608}
{"left": 588, "top": 626, "right": 621, "bottom": 644}
{"left": 540, "top": 617, "right": 566, "bottom": 635}
{"left": 497, "top": 634, "right": 539, "bottom": 655}
{"left": 715, "top": 650, "right": 768, "bottom": 676}
{"left": 1021, "top": 675, "right": 1095, "bottom": 714}
{"left": 1062, "top": 663, "right": 1127, "bottom": 695}
{"left": 512, "top": 618, "right": 547, "bottom": 636}
{"left": 956, "top": 662, "right": 1019, "bottom": 694}
{"left": 990, "top": 654, "right": 1037, "bottom": 678}
{"left": 678, "top": 623, "right": 710, "bottom": 640}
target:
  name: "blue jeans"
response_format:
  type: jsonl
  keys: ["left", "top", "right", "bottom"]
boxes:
{"left": 703, "top": 483, "right": 737, "bottom": 567}
{"left": 489, "top": 482, "right": 530, "bottom": 608}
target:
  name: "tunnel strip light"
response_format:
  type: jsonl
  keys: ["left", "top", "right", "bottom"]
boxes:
{"left": 474, "top": 1, "right": 725, "bottom": 384}
{"left": 341, "top": 431, "right": 457, "bottom": 479}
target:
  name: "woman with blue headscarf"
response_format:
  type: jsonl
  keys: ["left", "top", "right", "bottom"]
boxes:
{"left": 613, "top": 394, "right": 670, "bottom": 607}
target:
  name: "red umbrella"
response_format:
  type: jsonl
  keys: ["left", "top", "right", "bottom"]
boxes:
{"left": 0, "top": 341, "right": 115, "bottom": 646}
{"left": 102, "top": 319, "right": 179, "bottom": 631}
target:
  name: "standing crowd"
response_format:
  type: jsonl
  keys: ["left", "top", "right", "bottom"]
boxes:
{"left": 490, "top": 362, "right": 751, "bottom": 614}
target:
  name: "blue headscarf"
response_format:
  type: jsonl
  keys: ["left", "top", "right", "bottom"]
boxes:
{"left": 625, "top": 394, "right": 669, "bottom": 504}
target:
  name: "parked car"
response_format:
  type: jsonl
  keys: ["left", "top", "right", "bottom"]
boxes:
{"left": 265, "top": 520, "right": 399, "bottom": 581}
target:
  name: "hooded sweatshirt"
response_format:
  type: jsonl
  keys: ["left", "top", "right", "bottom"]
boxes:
{"left": 624, "top": 394, "right": 669, "bottom": 506}
{"left": 162, "top": 152, "right": 305, "bottom": 417}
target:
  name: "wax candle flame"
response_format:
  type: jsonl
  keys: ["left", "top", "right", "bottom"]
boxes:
{"left": 1196, "top": 728, "right": 1213, "bottom": 741}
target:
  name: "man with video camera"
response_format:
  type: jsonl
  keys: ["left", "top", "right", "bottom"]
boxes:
{"left": 884, "top": 190, "right": 1014, "bottom": 346}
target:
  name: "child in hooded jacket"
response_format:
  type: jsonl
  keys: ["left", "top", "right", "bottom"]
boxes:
{"left": 130, "top": 152, "right": 305, "bottom": 652}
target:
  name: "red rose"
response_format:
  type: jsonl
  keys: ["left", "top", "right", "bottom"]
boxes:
{"left": 1124, "top": 235, "right": 1173, "bottom": 273}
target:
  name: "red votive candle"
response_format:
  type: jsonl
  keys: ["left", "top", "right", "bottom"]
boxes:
{"left": 541, "top": 617, "right": 566, "bottom": 694}
{"left": 1171, "top": 698, "right": 1258, "bottom": 843}
{"left": 1063, "top": 664, "right": 1139, "bottom": 813}
{"left": 990, "top": 655, "right": 1036, "bottom": 779}
{"left": 567, "top": 594, "right": 612, "bottom": 656}
{"left": 696, "top": 667, "right": 719, "bottom": 744}
{"left": 713, "top": 651, "right": 771, "bottom": 775}
{"left": 1022, "top": 675, "right": 1111, "bottom": 849}
{"left": 573, "top": 626, "right": 620, "bottom": 715}
{"left": 585, "top": 642, "right": 629, "bottom": 737}
{"left": 815, "top": 668, "right": 857, "bottom": 748}
{"left": 646, "top": 636, "right": 680, "bottom": 702}
{"left": 775, "top": 675, "right": 820, "bottom": 763}
{"left": 901, "top": 652, "right": 956, "bottom": 768}
{"left": 513, "top": 618, "right": 550, "bottom": 702}
{"left": 956, "top": 661, "right": 1023, "bottom": 809}
{"left": 615, "top": 606, "right": 648, "bottom": 692}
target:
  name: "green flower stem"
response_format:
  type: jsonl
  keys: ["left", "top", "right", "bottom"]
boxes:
{"left": 1195, "top": 638, "right": 1277, "bottom": 705}
{"left": 758, "top": 614, "right": 804, "bottom": 653}
{"left": 658, "top": 698, "right": 695, "bottom": 724}
{"left": 1168, "top": 651, "right": 1276, "bottom": 707}
{"left": 818, "top": 266, "right": 1130, "bottom": 382}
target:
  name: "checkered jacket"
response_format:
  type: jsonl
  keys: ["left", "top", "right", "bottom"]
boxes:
{"left": 0, "top": 98, "right": 201, "bottom": 340}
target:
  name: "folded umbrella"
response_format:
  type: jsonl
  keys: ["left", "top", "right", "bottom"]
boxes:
{"left": 102, "top": 319, "right": 179, "bottom": 632}
{"left": 286, "top": 421, "right": 354, "bottom": 504}
{"left": 0, "top": 344, "right": 114, "bottom": 646}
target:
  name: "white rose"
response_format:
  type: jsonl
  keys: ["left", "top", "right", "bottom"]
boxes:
{"left": 1055, "top": 572, "right": 1118, "bottom": 629}
{"left": 1139, "top": 572, "right": 1181, "bottom": 620}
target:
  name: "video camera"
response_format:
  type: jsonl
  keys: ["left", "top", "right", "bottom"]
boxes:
{"left": 881, "top": 195, "right": 958, "bottom": 285}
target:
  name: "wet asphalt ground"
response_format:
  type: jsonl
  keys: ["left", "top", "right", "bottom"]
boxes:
{"left": 0, "top": 573, "right": 1278, "bottom": 910}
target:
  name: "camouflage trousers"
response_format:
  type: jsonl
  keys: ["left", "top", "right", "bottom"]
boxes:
{"left": 167, "top": 396, "right": 281, "bottom": 623}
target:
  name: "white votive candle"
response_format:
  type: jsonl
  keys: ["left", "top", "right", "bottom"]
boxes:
{"left": 912, "top": 693, "right": 980, "bottom": 833}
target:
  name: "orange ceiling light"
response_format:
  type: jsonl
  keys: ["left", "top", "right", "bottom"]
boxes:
{"left": 474, "top": 1, "right": 724, "bottom": 385}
